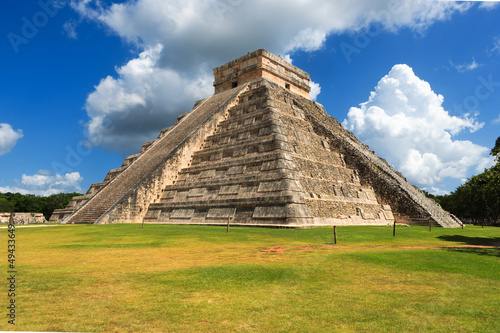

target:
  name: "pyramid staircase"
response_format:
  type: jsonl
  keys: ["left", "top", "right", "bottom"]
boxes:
{"left": 49, "top": 136, "right": 166, "bottom": 223}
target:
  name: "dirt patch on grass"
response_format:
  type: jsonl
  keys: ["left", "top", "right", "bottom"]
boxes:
{"left": 296, "top": 246, "right": 315, "bottom": 251}
{"left": 260, "top": 246, "right": 286, "bottom": 253}
{"left": 260, "top": 245, "right": 347, "bottom": 252}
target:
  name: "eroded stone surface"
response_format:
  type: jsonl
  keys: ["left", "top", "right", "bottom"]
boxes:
{"left": 1, "top": 212, "right": 46, "bottom": 224}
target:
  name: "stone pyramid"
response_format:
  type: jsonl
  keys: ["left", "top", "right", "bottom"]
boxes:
{"left": 50, "top": 49, "right": 462, "bottom": 228}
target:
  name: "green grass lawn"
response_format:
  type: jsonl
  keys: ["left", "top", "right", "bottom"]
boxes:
{"left": 3, "top": 224, "right": 499, "bottom": 332}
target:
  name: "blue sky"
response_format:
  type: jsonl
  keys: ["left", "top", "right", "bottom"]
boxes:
{"left": 1, "top": 0, "right": 499, "bottom": 196}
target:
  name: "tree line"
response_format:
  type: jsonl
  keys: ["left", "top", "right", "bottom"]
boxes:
{"left": 425, "top": 136, "right": 500, "bottom": 225}
{"left": 0, "top": 192, "right": 82, "bottom": 220}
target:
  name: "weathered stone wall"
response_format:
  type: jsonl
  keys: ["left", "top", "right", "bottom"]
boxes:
{"left": 264, "top": 83, "right": 392, "bottom": 226}
{"left": 1, "top": 212, "right": 46, "bottom": 224}
{"left": 145, "top": 81, "right": 313, "bottom": 226}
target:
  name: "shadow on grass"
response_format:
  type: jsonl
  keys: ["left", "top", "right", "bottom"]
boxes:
{"left": 444, "top": 247, "right": 500, "bottom": 258}
{"left": 437, "top": 235, "right": 500, "bottom": 246}
{"left": 438, "top": 235, "right": 500, "bottom": 258}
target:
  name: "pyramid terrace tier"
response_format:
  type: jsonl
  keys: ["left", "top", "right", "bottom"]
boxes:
{"left": 158, "top": 180, "right": 380, "bottom": 205}
{"left": 167, "top": 158, "right": 371, "bottom": 202}
{"left": 145, "top": 199, "right": 391, "bottom": 227}
{"left": 177, "top": 151, "right": 300, "bottom": 176}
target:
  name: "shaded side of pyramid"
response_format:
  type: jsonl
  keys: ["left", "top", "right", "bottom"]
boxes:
{"left": 293, "top": 92, "right": 463, "bottom": 228}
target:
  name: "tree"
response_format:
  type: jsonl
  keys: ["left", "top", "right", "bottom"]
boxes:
{"left": 0, "top": 198, "right": 13, "bottom": 212}
{"left": 428, "top": 137, "right": 500, "bottom": 224}
{"left": 441, "top": 162, "right": 500, "bottom": 223}
{"left": 42, "top": 192, "right": 81, "bottom": 219}
{"left": 0, "top": 191, "right": 83, "bottom": 219}
{"left": 492, "top": 136, "right": 500, "bottom": 162}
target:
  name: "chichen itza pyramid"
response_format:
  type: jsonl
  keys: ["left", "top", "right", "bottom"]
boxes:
{"left": 50, "top": 49, "right": 462, "bottom": 228}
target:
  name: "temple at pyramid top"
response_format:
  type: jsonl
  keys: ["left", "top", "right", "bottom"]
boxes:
{"left": 213, "top": 49, "right": 311, "bottom": 99}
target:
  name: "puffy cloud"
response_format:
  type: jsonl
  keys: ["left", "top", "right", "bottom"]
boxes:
{"left": 70, "top": 0, "right": 473, "bottom": 154}
{"left": 0, "top": 123, "right": 23, "bottom": 156}
{"left": 0, "top": 171, "right": 83, "bottom": 196}
{"left": 286, "top": 28, "right": 327, "bottom": 53}
{"left": 475, "top": 156, "right": 496, "bottom": 173}
{"left": 283, "top": 54, "right": 293, "bottom": 63}
{"left": 426, "top": 187, "right": 451, "bottom": 196}
{"left": 309, "top": 81, "right": 321, "bottom": 101}
{"left": 343, "top": 64, "right": 490, "bottom": 190}
{"left": 72, "top": 0, "right": 471, "bottom": 61}
{"left": 84, "top": 44, "right": 212, "bottom": 153}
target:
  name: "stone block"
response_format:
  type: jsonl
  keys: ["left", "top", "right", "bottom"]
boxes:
{"left": 219, "top": 185, "right": 240, "bottom": 195}
{"left": 207, "top": 207, "right": 236, "bottom": 219}
{"left": 188, "top": 188, "right": 206, "bottom": 197}
{"left": 233, "top": 147, "right": 247, "bottom": 157}
{"left": 200, "top": 170, "right": 216, "bottom": 179}
{"left": 252, "top": 206, "right": 287, "bottom": 219}
{"left": 171, "top": 209, "right": 194, "bottom": 219}
{"left": 144, "top": 210, "right": 160, "bottom": 220}
{"left": 163, "top": 190, "right": 177, "bottom": 199}
{"left": 227, "top": 166, "right": 244, "bottom": 175}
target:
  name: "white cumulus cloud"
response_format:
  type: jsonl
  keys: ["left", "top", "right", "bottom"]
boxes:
{"left": 0, "top": 123, "right": 23, "bottom": 156}
{"left": 309, "top": 81, "right": 321, "bottom": 101}
{"left": 84, "top": 44, "right": 213, "bottom": 153}
{"left": 70, "top": 0, "right": 474, "bottom": 154}
{"left": 343, "top": 64, "right": 491, "bottom": 190}
{"left": 0, "top": 171, "right": 83, "bottom": 196}
{"left": 286, "top": 28, "right": 327, "bottom": 53}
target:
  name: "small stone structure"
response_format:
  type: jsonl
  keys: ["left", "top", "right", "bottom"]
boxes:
{"left": 0, "top": 213, "right": 10, "bottom": 223}
{"left": 1, "top": 212, "right": 46, "bottom": 224}
{"left": 50, "top": 49, "right": 461, "bottom": 228}
{"left": 214, "top": 49, "right": 311, "bottom": 98}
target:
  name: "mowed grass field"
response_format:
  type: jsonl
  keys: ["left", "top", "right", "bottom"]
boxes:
{"left": 2, "top": 224, "right": 499, "bottom": 332}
